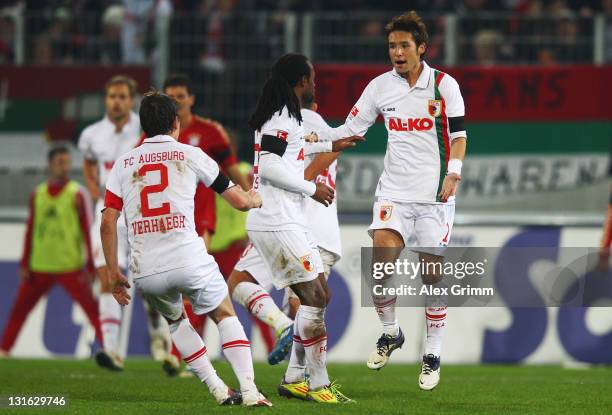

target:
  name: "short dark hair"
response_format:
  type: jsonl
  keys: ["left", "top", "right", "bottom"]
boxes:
{"left": 48, "top": 145, "right": 70, "bottom": 162}
{"left": 139, "top": 91, "right": 178, "bottom": 137}
{"left": 105, "top": 75, "right": 138, "bottom": 97}
{"left": 385, "top": 11, "right": 429, "bottom": 52}
{"left": 163, "top": 74, "right": 193, "bottom": 95}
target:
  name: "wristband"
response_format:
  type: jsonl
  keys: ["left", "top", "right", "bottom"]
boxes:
{"left": 447, "top": 159, "right": 462, "bottom": 176}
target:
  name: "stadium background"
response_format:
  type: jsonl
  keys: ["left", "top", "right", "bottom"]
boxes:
{"left": 0, "top": 0, "right": 611, "bottom": 366}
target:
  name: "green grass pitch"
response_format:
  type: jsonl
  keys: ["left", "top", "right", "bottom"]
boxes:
{"left": 1, "top": 359, "right": 611, "bottom": 414}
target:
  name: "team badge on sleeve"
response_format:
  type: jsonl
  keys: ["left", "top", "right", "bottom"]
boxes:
{"left": 380, "top": 205, "right": 393, "bottom": 222}
{"left": 349, "top": 106, "right": 360, "bottom": 119}
{"left": 428, "top": 100, "right": 442, "bottom": 118}
{"left": 300, "top": 255, "right": 314, "bottom": 272}
{"left": 277, "top": 130, "right": 288, "bottom": 140}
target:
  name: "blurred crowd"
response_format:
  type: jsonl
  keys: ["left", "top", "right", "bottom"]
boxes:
{"left": 0, "top": 0, "right": 611, "bottom": 66}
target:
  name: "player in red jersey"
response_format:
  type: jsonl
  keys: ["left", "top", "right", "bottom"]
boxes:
{"left": 159, "top": 74, "right": 251, "bottom": 375}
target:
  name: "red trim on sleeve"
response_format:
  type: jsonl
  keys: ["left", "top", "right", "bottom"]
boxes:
{"left": 20, "top": 192, "right": 35, "bottom": 269}
{"left": 104, "top": 190, "right": 123, "bottom": 211}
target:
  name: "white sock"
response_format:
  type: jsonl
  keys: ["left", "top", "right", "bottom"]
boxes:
{"left": 99, "top": 293, "right": 121, "bottom": 354}
{"left": 169, "top": 319, "right": 224, "bottom": 392}
{"left": 217, "top": 316, "right": 257, "bottom": 393}
{"left": 374, "top": 296, "right": 399, "bottom": 337}
{"left": 424, "top": 305, "right": 447, "bottom": 357}
{"left": 299, "top": 305, "right": 330, "bottom": 390}
{"left": 232, "top": 282, "right": 292, "bottom": 333}
{"left": 284, "top": 309, "right": 306, "bottom": 383}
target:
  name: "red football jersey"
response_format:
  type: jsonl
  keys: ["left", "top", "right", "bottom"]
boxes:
{"left": 179, "top": 116, "right": 237, "bottom": 236}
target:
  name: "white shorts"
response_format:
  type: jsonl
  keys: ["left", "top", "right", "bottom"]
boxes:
{"left": 134, "top": 261, "right": 228, "bottom": 321}
{"left": 368, "top": 199, "right": 455, "bottom": 256}
{"left": 234, "top": 242, "right": 275, "bottom": 292}
{"left": 92, "top": 200, "right": 129, "bottom": 269}
{"left": 284, "top": 247, "right": 338, "bottom": 303}
{"left": 245, "top": 230, "right": 324, "bottom": 290}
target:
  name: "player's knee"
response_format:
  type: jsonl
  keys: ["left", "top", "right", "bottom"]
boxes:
{"left": 308, "top": 283, "right": 327, "bottom": 308}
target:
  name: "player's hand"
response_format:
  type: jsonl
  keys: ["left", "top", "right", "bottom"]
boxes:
{"left": 110, "top": 269, "right": 131, "bottom": 306}
{"left": 438, "top": 173, "right": 461, "bottom": 203}
{"left": 311, "top": 182, "right": 335, "bottom": 207}
{"left": 247, "top": 189, "right": 263, "bottom": 209}
{"left": 305, "top": 132, "right": 319, "bottom": 143}
{"left": 18, "top": 266, "right": 31, "bottom": 282}
{"left": 332, "top": 136, "right": 365, "bottom": 152}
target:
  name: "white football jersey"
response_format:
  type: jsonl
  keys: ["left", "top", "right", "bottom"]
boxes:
{"left": 78, "top": 112, "right": 142, "bottom": 189}
{"left": 247, "top": 107, "right": 309, "bottom": 232}
{"left": 104, "top": 135, "right": 223, "bottom": 279}
{"left": 321, "top": 61, "right": 466, "bottom": 204}
{"left": 301, "top": 108, "right": 341, "bottom": 258}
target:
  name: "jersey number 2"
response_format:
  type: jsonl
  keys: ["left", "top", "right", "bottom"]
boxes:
{"left": 139, "top": 163, "right": 170, "bottom": 217}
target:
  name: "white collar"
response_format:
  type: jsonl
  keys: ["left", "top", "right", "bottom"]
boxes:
{"left": 143, "top": 135, "right": 174, "bottom": 143}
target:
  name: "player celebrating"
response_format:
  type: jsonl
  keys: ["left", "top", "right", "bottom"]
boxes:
{"left": 284, "top": 98, "right": 342, "bottom": 320}
{"left": 159, "top": 74, "right": 253, "bottom": 376}
{"left": 317, "top": 11, "right": 467, "bottom": 391}
{"left": 101, "top": 91, "right": 270, "bottom": 407}
{"left": 241, "top": 53, "right": 360, "bottom": 403}
{"left": 228, "top": 97, "right": 344, "bottom": 367}
{"left": 78, "top": 75, "right": 141, "bottom": 371}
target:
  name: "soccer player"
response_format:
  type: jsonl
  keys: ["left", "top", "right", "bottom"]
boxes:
{"left": 228, "top": 105, "right": 338, "bottom": 349}
{"left": 317, "top": 11, "right": 467, "bottom": 391}
{"left": 160, "top": 74, "right": 251, "bottom": 375}
{"left": 78, "top": 75, "right": 141, "bottom": 371}
{"left": 101, "top": 91, "right": 270, "bottom": 406}
{"left": 234, "top": 53, "right": 360, "bottom": 403}
{"left": 0, "top": 146, "right": 102, "bottom": 356}
{"left": 284, "top": 98, "right": 342, "bottom": 320}
{"left": 227, "top": 98, "right": 343, "bottom": 367}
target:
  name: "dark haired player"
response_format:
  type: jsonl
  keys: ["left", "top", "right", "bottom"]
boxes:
{"left": 245, "top": 53, "right": 361, "bottom": 403}
{"left": 317, "top": 11, "right": 468, "bottom": 390}
{"left": 102, "top": 91, "right": 271, "bottom": 407}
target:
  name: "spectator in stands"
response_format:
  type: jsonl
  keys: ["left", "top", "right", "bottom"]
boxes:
{"left": 100, "top": 4, "right": 123, "bottom": 64}
{"left": 121, "top": 0, "right": 172, "bottom": 64}
{"left": 472, "top": 29, "right": 503, "bottom": 65}
{"left": 554, "top": 11, "right": 591, "bottom": 63}
{"left": 0, "top": 145, "right": 102, "bottom": 357}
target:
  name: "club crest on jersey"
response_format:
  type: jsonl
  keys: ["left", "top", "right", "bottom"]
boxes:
{"left": 348, "top": 106, "right": 359, "bottom": 119}
{"left": 277, "top": 130, "right": 288, "bottom": 141}
{"left": 300, "top": 255, "right": 314, "bottom": 272}
{"left": 380, "top": 205, "right": 393, "bottom": 221}
{"left": 189, "top": 135, "right": 200, "bottom": 146}
{"left": 428, "top": 100, "right": 442, "bottom": 117}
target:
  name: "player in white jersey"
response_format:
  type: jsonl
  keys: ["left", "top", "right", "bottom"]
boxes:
{"left": 101, "top": 91, "right": 271, "bottom": 407}
{"left": 284, "top": 99, "right": 341, "bottom": 318}
{"left": 77, "top": 75, "right": 142, "bottom": 370}
{"left": 227, "top": 100, "right": 344, "bottom": 367}
{"left": 228, "top": 54, "right": 361, "bottom": 404}
{"left": 317, "top": 12, "right": 467, "bottom": 391}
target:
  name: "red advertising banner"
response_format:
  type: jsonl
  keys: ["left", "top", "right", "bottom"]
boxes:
{"left": 0, "top": 66, "right": 151, "bottom": 98}
{"left": 315, "top": 64, "right": 612, "bottom": 122}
